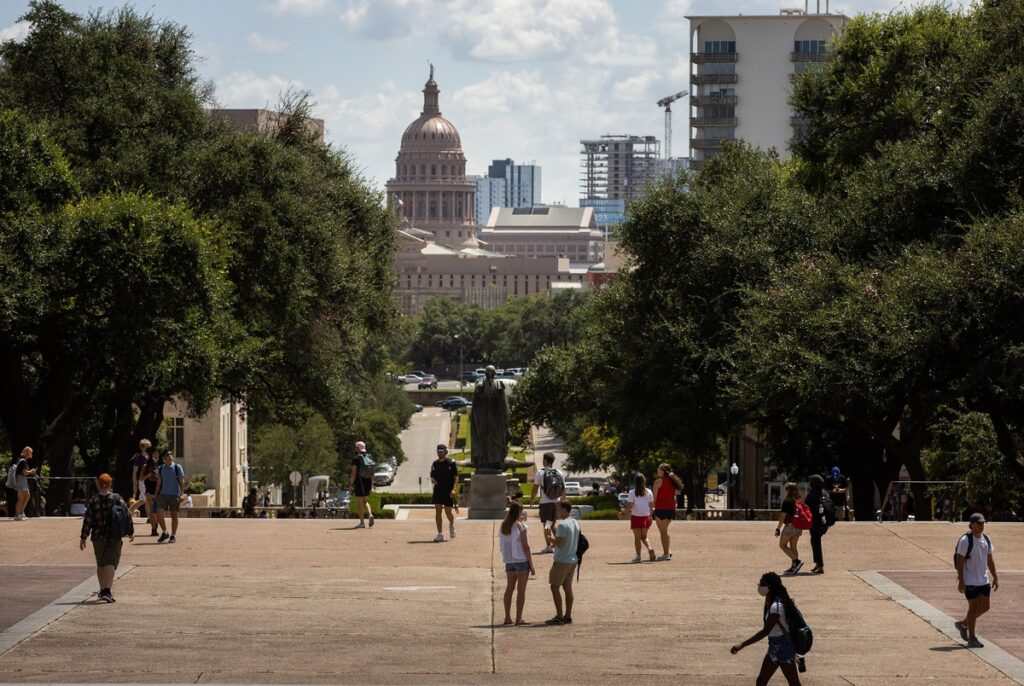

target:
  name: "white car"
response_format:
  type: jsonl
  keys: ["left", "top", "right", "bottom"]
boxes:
{"left": 563, "top": 481, "right": 582, "bottom": 496}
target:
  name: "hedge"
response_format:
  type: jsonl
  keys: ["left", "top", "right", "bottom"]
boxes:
{"left": 568, "top": 495, "right": 620, "bottom": 510}
{"left": 582, "top": 508, "right": 620, "bottom": 520}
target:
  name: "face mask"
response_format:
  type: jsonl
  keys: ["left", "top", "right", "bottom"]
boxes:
{"left": 757, "top": 585, "right": 769, "bottom": 597}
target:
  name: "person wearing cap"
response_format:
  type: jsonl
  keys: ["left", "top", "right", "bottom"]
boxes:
{"left": 824, "top": 466, "right": 849, "bottom": 521}
{"left": 349, "top": 441, "right": 374, "bottom": 528}
{"left": 430, "top": 444, "right": 459, "bottom": 542}
{"left": 954, "top": 513, "right": 999, "bottom": 648}
{"left": 79, "top": 474, "right": 134, "bottom": 602}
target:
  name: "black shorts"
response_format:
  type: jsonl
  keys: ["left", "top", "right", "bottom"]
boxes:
{"left": 965, "top": 584, "right": 991, "bottom": 600}
{"left": 653, "top": 508, "right": 676, "bottom": 520}
{"left": 539, "top": 502, "right": 557, "bottom": 524}
{"left": 432, "top": 488, "right": 455, "bottom": 508}
{"left": 352, "top": 478, "right": 372, "bottom": 497}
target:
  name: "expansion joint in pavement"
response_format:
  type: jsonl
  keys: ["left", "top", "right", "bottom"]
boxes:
{"left": 490, "top": 521, "right": 496, "bottom": 675}
{"left": 873, "top": 522, "right": 956, "bottom": 567}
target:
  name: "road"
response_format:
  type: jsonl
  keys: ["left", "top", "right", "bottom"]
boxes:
{"left": 379, "top": 406, "right": 451, "bottom": 494}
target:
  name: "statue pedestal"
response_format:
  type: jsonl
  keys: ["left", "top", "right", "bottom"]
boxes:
{"left": 467, "top": 473, "right": 508, "bottom": 520}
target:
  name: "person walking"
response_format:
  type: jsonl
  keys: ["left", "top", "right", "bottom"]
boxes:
{"left": 621, "top": 473, "right": 656, "bottom": 562}
{"left": 544, "top": 501, "right": 580, "bottom": 625}
{"left": 430, "top": 443, "right": 459, "bottom": 542}
{"left": 138, "top": 445, "right": 160, "bottom": 535}
{"left": 9, "top": 447, "right": 36, "bottom": 520}
{"left": 775, "top": 483, "right": 805, "bottom": 575}
{"left": 730, "top": 572, "right": 803, "bottom": 685}
{"left": 130, "top": 439, "right": 150, "bottom": 509}
{"left": 824, "top": 466, "right": 849, "bottom": 521}
{"left": 954, "top": 513, "right": 999, "bottom": 648}
{"left": 803, "top": 475, "right": 834, "bottom": 575}
{"left": 652, "top": 463, "right": 684, "bottom": 561}
{"left": 79, "top": 473, "right": 134, "bottom": 602}
{"left": 530, "top": 451, "right": 564, "bottom": 553}
{"left": 349, "top": 441, "right": 375, "bottom": 529}
{"left": 498, "top": 501, "right": 535, "bottom": 625}
{"left": 153, "top": 449, "right": 185, "bottom": 543}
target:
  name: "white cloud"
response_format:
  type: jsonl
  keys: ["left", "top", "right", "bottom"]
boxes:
{"left": 340, "top": 0, "right": 428, "bottom": 40}
{"left": 247, "top": 32, "right": 290, "bottom": 53}
{"left": 216, "top": 71, "right": 304, "bottom": 107}
{"left": 264, "top": 0, "right": 336, "bottom": 16}
{"left": 0, "top": 21, "right": 30, "bottom": 43}
{"left": 452, "top": 71, "right": 550, "bottom": 113}
{"left": 610, "top": 72, "right": 655, "bottom": 103}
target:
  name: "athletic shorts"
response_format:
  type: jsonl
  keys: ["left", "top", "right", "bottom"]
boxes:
{"left": 92, "top": 538, "right": 123, "bottom": 568}
{"left": 549, "top": 561, "right": 576, "bottom": 586}
{"left": 653, "top": 508, "right": 676, "bottom": 520}
{"left": 538, "top": 502, "right": 557, "bottom": 525}
{"left": 965, "top": 584, "right": 991, "bottom": 599}
{"left": 432, "top": 488, "right": 455, "bottom": 508}
{"left": 630, "top": 515, "right": 653, "bottom": 530}
{"left": 352, "top": 478, "right": 372, "bottom": 497}
{"left": 781, "top": 523, "right": 803, "bottom": 538}
{"left": 156, "top": 494, "right": 180, "bottom": 512}
{"left": 505, "top": 561, "right": 530, "bottom": 573}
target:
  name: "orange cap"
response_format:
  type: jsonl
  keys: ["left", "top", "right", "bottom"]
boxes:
{"left": 97, "top": 473, "right": 112, "bottom": 487}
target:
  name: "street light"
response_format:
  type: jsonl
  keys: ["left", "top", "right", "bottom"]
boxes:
{"left": 729, "top": 462, "right": 739, "bottom": 510}
{"left": 454, "top": 334, "right": 464, "bottom": 398}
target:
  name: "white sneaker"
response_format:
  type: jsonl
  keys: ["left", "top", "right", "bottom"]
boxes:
{"left": 540, "top": 546, "right": 554, "bottom": 554}
{"left": 449, "top": 524, "right": 456, "bottom": 539}
{"left": 433, "top": 533, "right": 445, "bottom": 542}
{"left": 657, "top": 553, "right": 672, "bottom": 561}
{"left": 354, "top": 522, "right": 366, "bottom": 529}
{"left": 631, "top": 555, "right": 642, "bottom": 563}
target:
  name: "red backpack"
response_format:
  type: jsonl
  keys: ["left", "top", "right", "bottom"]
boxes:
{"left": 792, "top": 501, "right": 813, "bottom": 530}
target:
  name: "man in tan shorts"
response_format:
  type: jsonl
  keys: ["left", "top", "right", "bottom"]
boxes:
{"left": 544, "top": 501, "right": 580, "bottom": 625}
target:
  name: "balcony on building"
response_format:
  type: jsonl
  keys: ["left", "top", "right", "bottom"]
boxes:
{"left": 691, "top": 74, "right": 738, "bottom": 85}
{"left": 790, "top": 51, "right": 828, "bottom": 62}
{"left": 692, "top": 94, "right": 738, "bottom": 106}
{"left": 691, "top": 117, "right": 738, "bottom": 128}
{"left": 691, "top": 138, "right": 728, "bottom": 150}
{"left": 690, "top": 52, "right": 738, "bottom": 64}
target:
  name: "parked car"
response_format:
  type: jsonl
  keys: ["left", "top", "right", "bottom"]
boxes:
{"left": 458, "top": 371, "right": 481, "bottom": 384}
{"left": 373, "top": 464, "right": 395, "bottom": 486}
{"left": 563, "top": 481, "right": 582, "bottom": 496}
{"left": 497, "top": 370, "right": 516, "bottom": 379}
{"left": 417, "top": 374, "right": 438, "bottom": 389}
{"left": 412, "top": 403, "right": 424, "bottom": 412}
{"left": 400, "top": 373, "right": 422, "bottom": 384}
{"left": 437, "top": 396, "right": 472, "bottom": 411}
{"left": 617, "top": 492, "right": 630, "bottom": 508}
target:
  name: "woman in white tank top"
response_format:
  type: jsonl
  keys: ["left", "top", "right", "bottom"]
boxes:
{"left": 498, "top": 502, "right": 535, "bottom": 625}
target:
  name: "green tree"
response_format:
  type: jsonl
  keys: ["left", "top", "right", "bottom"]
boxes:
{"left": 252, "top": 412, "right": 337, "bottom": 489}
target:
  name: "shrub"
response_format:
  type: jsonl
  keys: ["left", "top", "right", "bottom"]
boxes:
{"left": 569, "top": 495, "right": 619, "bottom": 510}
{"left": 582, "top": 508, "right": 620, "bottom": 520}
{"left": 185, "top": 474, "right": 208, "bottom": 494}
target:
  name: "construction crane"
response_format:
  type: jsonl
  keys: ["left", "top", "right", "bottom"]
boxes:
{"left": 656, "top": 90, "right": 688, "bottom": 162}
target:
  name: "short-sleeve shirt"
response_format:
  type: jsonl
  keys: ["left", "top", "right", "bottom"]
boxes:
{"left": 956, "top": 533, "right": 994, "bottom": 586}
{"left": 627, "top": 488, "right": 655, "bottom": 517}
{"left": 131, "top": 452, "right": 148, "bottom": 476}
{"left": 15, "top": 458, "right": 28, "bottom": 476}
{"left": 498, "top": 521, "right": 529, "bottom": 563}
{"left": 534, "top": 467, "right": 562, "bottom": 504}
{"left": 157, "top": 463, "right": 185, "bottom": 496}
{"left": 780, "top": 498, "right": 796, "bottom": 523}
{"left": 144, "top": 455, "right": 160, "bottom": 481}
{"left": 553, "top": 518, "right": 580, "bottom": 564}
{"left": 767, "top": 599, "right": 789, "bottom": 637}
{"left": 430, "top": 459, "right": 459, "bottom": 492}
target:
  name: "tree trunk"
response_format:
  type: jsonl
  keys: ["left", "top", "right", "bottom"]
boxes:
{"left": 989, "top": 412, "right": 1024, "bottom": 482}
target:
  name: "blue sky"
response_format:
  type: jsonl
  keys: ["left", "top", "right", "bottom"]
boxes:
{"left": 2, "top": 0, "right": 950, "bottom": 205}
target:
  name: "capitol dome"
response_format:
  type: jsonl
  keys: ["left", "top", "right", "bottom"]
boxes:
{"left": 386, "top": 66, "right": 477, "bottom": 248}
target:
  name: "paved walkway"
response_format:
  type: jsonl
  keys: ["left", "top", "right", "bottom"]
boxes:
{"left": 0, "top": 518, "right": 1020, "bottom": 684}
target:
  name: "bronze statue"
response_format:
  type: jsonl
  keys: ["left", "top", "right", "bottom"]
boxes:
{"left": 470, "top": 366, "right": 509, "bottom": 472}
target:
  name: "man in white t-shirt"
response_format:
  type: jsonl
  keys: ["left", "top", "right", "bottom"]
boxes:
{"left": 954, "top": 513, "right": 999, "bottom": 648}
{"left": 531, "top": 452, "right": 563, "bottom": 554}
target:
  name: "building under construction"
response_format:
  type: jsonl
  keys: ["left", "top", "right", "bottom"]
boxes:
{"left": 580, "top": 135, "right": 660, "bottom": 203}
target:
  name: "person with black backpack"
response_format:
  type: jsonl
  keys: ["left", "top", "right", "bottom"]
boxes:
{"left": 349, "top": 440, "right": 375, "bottom": 529}
{"left": 954, "top": 513, "right": 999, "bottom": 648}
{"left": 79, "top": 473, "right": 134, "bottom": 603}
{"left": 803, "top": 475, "right": 835, "bottom": 575}
{"left": 530, "top": 451, "right": 564, "bottom": 554}
{"left": 731, "top": 571, "right": 806, "bottom": 685}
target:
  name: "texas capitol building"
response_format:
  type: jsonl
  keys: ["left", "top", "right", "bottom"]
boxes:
{"left": 387, "top": 68, "right": 606, "bottom": 316}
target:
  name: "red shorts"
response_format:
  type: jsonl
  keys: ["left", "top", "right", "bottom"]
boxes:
{"left": 630, "top": 515, "right": 652, "bottom": 530}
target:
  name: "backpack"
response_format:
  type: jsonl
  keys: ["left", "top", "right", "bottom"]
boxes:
{"left": 818, "top": 491, "right": 836, "bottom": 529}
{"left": 953, "top": 532, "right": 991, "bottom": 566}
{"left": 575, "top": 530, "right": 589, "bottom": 581}
{"left": 108, "top": 496, "right": 132, "bottom": 539}
{"left": 357, "top": 453, "right": 376, "bottom": 480}
{"left": 788, "top": 604, "right": 814, "bottom": 654}
{"left": 542, "top": 468, "right": 565, "bottom": 500}
{"left": 792, "top": 501, "right": 813, "bottom": 530}
{"left": 5, "top": 461, "right": 20, "bottom": 490}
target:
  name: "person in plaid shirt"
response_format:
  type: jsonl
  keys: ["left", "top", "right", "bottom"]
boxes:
{"left": 79, "top": 473, "right": 134, "bottom": 602}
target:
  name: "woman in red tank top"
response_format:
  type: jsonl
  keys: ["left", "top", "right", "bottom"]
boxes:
{"left": 652, "top": 463, "right": 685, "bottom": 561}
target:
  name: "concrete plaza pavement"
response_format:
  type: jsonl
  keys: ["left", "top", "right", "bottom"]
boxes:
{"left": 0, "top": 517, "right": 1021, "bottom": 685}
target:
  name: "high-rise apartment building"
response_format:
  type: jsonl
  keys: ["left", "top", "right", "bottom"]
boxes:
{"left": 687, "top": 9, "right": 847, "bottom": 169}
{"left": 580, "top": 135, "right": 660, "bottom": 204}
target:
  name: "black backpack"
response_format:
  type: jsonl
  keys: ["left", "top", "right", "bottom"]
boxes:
{"left": 575, "top": 530, "right": 589, "bottom": 581}
{"left": 953, "top": 532, "right": 991, "bottom": 565}
{"left": 108, "top": 496, "right": 132, "bottom": 539}
{"left": 357, "top": 453, "right": 376, "bottom": 480}
{"left": 789, "top": 603, "right": 814, "bottom": 654}
{"left": 542, "top": 468, "right": 566, "bottom": 500}
{"left": 819, "top": 491, "right": 836, "bottom": 529}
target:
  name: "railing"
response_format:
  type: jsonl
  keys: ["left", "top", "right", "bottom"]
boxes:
{"left": 691, "top": 116, "right": 738, "bottom": 128}
{"left": 692, "top": 95, "right": 738, "bottom": 106}
{"left": 691, "top": 52, "right": 738, "bottom": 63}
{"left": 690, "top": 138, "right": 730, "bottom": 150}
{"left": 691, "top": 73, "right": 738, "bottom": 85}
{"left": 791, "top": 51, "right": 828, "bottom": 62}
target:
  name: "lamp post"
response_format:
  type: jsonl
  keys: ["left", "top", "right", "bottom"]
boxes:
{"left": 454, "top": 334, "right": 464, "bottom": 398}
{"left": 729, "top": 462, "right": 739, "bottom": 510}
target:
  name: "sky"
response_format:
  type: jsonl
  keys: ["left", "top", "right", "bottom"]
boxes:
{"left": 1, "top": 0, "right": 958, "bottom": 206}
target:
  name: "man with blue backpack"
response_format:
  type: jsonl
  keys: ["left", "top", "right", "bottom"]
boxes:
{"left": 954, "top": 513, "right": 999, "bottom": 648}
{"left": 79, "top": 473, "right": 134, "bottom": 603}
